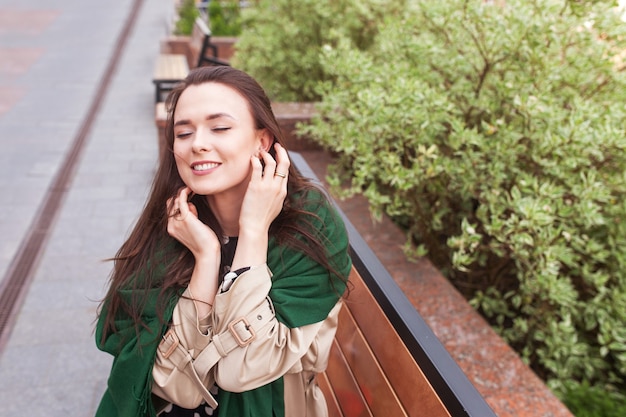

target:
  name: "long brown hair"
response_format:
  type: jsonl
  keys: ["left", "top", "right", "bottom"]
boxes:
{"left": 98, "top": 66, "right": 347, "bottom": 341}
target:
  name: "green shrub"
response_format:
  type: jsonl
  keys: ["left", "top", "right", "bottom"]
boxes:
{"left": 232, "top": 0, "right": 407, "bottom": 101}
{"left": 208, "top": 0, "right": 242, "bottom": 36}
{"left": 563, "top": 380, "right": 626, "bottom": 417}
{"left": 174, "top": 0, "right": 200, "bottom": 35}
{"left": 301, "top": 0, "right": 626, "bottom": 397}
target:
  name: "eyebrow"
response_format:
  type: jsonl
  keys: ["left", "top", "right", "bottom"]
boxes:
{"left": 174, "top": 112, "right": 236, "bottom": 127}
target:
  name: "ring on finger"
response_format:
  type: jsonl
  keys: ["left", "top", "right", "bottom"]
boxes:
{"left": 274, "top": 171, "right": 287, "bottom": 178}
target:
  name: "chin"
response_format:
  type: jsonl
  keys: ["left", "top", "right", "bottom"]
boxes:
{"left": 186, "top": 182, "right": 228, "bottom": 197}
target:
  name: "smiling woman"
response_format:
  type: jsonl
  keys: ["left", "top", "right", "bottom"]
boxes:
{"left": 94, "top": 66, "right": 352, "bottom": 417}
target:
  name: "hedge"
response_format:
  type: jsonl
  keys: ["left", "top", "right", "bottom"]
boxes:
{"left": 234, "top": 0, "right": 626, "bottom": 406}
{"left": 232, "top": 0, "right": 407, "bottom": 101}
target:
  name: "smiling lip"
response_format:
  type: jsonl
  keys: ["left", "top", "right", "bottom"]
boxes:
{"left": 191, "top": 161, "right": 220, "bottom": 174}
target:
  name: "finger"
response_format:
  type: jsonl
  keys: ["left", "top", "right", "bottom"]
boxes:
{"left": 259, "top": 149, "right": 277, "bottom": 179}
{"left": 273, "top": 143, "right": 290, "bottom": 180}
{"left": 180, "top": 187, "right": 197, "bottom": 205}
{"left": 175, "top": 187, "right": 190, "bottom": 220}
{"left": 178, "top": 187, "right": 189, "bottom": 203}
{"left": 250, "top": 154, "right": 263, "bottom": 180}
{"left": 188, "top": 202, "right": 198, "bottom": 217}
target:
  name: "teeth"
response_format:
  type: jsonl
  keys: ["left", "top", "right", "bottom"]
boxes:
{"left": 193, "top": 162, "right": 219, "bottom": 171}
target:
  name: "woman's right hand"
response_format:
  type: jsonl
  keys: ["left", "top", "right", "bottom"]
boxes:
{"left": 167, "top": 187, "right": 220, "bottom": 261}
{"left": 167, "top": 187, "right": 220, "bottom": 314}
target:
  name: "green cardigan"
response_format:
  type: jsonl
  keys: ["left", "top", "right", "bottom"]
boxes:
{"left": 95, "top": 194, "right": 351, "bottom": 417}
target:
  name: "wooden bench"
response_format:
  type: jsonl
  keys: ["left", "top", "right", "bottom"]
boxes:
{"left": 152, "top": 54, "right": 189, "bottom": 103}
{"left": 152, "top": 16, "right": 229, "bottom": 103}
{"left": 190, "top": 16, "right": 230, "bottom": 68}
{"left": 290, "top": 153, "right": 497, "bottom": 417}
{"left": 321, "top": 267, "right": 451, "bottom": 417}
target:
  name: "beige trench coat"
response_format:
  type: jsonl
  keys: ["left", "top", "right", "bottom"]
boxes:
{"left": 151, "top": 264, "right": 341, "bottom": 416}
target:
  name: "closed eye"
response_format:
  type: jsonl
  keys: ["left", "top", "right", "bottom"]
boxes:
{"left": 175, "top": 131, "right": 193, "bottom": 139}
{"left": 212, "top": 127, "right": 231, "bottom": 132}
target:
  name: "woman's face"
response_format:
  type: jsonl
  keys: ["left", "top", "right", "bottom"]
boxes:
{"left": 172, "top": 82, "right": 270, "bottom": 198}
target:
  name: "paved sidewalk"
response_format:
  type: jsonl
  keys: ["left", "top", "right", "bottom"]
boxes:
{"left": 0, "top": 0, "right": 173, "bottom": 415}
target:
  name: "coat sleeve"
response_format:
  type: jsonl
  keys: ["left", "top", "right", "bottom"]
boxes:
{"left": 151, "top": 288, "right": 215, "bottom": 408}
{"left": 210, "top": 264, "right": 332, "bottom": 392}
{"left": 152, "top": 264, "right": 335, "bottom": 397}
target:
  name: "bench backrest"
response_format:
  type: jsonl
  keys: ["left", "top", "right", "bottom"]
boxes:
{"left": 289, "top": 152, "right": 497, "bottom": 417}
{"left": 319, "top": 267, "right": 450, "bottom": 417}
{"left": 190, "top": 17, "right": 229, "bottom": 68}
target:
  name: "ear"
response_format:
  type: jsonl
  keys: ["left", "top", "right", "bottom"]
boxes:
{"left": 256, "top": 129, "right": 273, "bottom": 152}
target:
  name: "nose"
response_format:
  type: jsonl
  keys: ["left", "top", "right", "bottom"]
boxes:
{"left": 191, "top": 127, "right": 212, "bottom": 153}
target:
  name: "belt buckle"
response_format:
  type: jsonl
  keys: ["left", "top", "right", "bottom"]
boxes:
{"left": 228, "top": 317, "right": 256, "bottom": 347}
{"left": 159, "top": 328, "right": 180, "bottom": 359}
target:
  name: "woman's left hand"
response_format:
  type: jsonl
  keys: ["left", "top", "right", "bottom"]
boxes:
{"left": 238, "top": 143, "right": 290, "bottom": 235}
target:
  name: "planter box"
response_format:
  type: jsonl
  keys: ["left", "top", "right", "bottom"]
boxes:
{"left": 271, "top": 102, "right": 322, "bottom": 152}
{"left": 160, "top": 35, "right": 237, "bottom": 68}
{"left": 211, "top": 36, "right": 237, "bottom": 61}
{"left": 160, "top": 35, "right": 194, "bottom": 67}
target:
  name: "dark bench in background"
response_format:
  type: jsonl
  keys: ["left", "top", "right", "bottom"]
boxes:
{"left": 191, "top": 16, "right": 229, "bottom": 68}
{"left": 152, "top": 54, "right": 189, "bottom": 104}
{"left": 152, "top": 16, "right": 229, "bottom": 103}
{"left": 291, "top": 153, "right": 497, "bottom": 417}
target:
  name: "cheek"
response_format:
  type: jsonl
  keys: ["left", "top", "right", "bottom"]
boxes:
{"left": 172, "top": 139, "right": 184, "bottom": 155}
{"left": 172, "top": 141, "right": 189, "bottom": 162}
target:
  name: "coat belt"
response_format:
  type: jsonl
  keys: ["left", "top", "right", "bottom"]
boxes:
{"left": 158, "top": 298, "right": 275, "bottom": 409}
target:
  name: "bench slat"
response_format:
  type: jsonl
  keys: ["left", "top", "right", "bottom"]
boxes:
{"left": 321, "top": 266, "right": 451, "bottom": 416}
{"left": 345, "top": 268, "right": 451, "bottom": 417}
{"left": 152, "top": 54, "right": 189, "bottom": 102}
{"left": 335, "top": 305, "right": 409, "bottom": 417}
{"left": 318, "top": 371, "right": 343, "bottom": 417}
{"left": 326, "top": 339, "right": 374, "bottom": 417}
{"left": 153, "top": 54, "right": 189, "bottom": 81}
